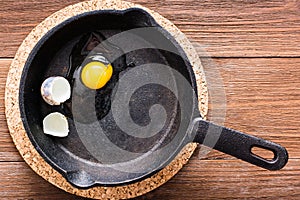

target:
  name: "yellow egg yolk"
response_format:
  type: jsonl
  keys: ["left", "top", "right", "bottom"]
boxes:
{"left": 80, "top": 61, "right": 113, "bottom": 90}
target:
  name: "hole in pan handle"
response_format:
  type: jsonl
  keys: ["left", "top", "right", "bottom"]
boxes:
{"left": 193, "top": 118, "right": 288, "bottom": 170}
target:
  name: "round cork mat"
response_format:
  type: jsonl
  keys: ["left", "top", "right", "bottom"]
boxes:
{"left": 5, "top": 0, "right": 208, "bottom": 199}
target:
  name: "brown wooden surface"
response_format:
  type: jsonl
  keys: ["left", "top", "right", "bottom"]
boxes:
{"left": 1, "top": 0, "right": 300, "bottom": 199}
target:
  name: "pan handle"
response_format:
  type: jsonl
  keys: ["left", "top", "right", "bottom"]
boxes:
{"left": 192, "top": 118, "right": 288, "bottom": 170}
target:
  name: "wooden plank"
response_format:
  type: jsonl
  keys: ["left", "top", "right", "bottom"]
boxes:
{"left": 200, "top": 57, "right": 300, "bottom": 159}
{"left": 0, "top": 162, "right": 85, "bottom": 199}
{"left": 0, "top": 158, "right": 299, "bottom": 199}
{"left": 1, "top": 0, "right": 300, "bottom": 58}
{"left": 141, "top": 157, "right": 300, "bottom": 199}
{"left": 211, "top": 58, "right": 300, "bottom": 159}
{"left": 0, "top": 0, "right": 82, "bottom": 58}
{"left": 0, "top": 59, "right": 22, "bottom": 161}
{"left": 1, "top": 58, "right": 300, "bottom": 161}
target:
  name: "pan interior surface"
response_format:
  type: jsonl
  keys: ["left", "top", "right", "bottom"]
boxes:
{"left": 19, "top": 8, "right": 198, "bottom": 187}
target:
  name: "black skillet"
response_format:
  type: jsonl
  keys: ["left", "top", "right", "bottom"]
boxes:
{"left": 19, "top": 8, "right": 288, "bottom": 188}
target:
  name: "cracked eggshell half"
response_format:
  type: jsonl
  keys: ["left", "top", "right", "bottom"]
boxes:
{"left": 41, "top": 76, "right": 71, "bottom": 105}
{"left": 43, "top": 112, "right": 69, "bottom": 137}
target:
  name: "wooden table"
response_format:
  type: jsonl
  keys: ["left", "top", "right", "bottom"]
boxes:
{"left": 1, "top": 0, "right": 300, "bottom": 199}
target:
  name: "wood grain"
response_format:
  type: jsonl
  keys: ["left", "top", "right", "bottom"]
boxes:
{"left": 0, "top": 162, "right": 85, "bottom": 199}
{"left": 141, "top": 157, "right": 300, "bottom": 199}
{"left": 206, "top": 57, "right": 300, "bottom": 159}
{"left": 0, "top": 59, "right": 22, "bottom": 162}
{"left": 1, "top": 0, "right": 300, "bottom": 58}
{"left": 0, "top": 158, "right": 300, "bottom": 199}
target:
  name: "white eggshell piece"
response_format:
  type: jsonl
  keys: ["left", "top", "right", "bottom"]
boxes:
{"left": 41, "top": 76, "right": 71, "bottom": 105}
{"left": 43, "top": 112, "right": 69, "bottom": 137}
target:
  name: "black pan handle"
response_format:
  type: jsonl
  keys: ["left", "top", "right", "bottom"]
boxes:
{"left": 193, "top": 118, "right": 288, "bottom": 170}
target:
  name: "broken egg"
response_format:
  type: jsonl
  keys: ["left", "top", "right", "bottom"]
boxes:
{"left": 43, "top": 112, "right": 69, "bottom": 137}
{"left": 80, "top": 54, "right": 113, "bottom": 90}
{"left": 41, "top": 76, "right": 71, "bottom": 105}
